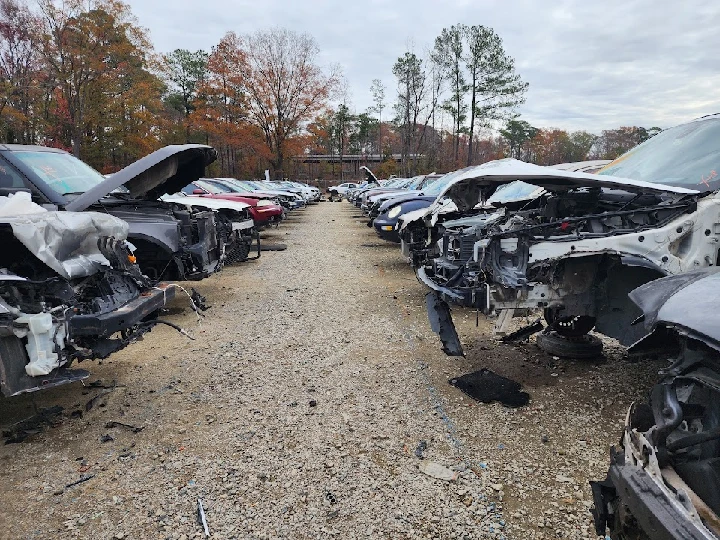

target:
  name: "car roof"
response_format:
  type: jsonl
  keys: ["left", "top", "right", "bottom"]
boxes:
{"left": 0, "top": 144, "right": 69, "bottom": 153}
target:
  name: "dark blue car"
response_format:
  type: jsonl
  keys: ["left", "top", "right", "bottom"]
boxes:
{"left": 373, "top": 169, "right": 472, "bottom": 242}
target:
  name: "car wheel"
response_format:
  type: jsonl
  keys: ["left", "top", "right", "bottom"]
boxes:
{"left": 536, "top": 330, "right": 603, "bottom": 359}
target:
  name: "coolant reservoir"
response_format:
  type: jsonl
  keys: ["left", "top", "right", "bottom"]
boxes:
{"left": 14, "top": 312, "right": 64, "bottom": 376}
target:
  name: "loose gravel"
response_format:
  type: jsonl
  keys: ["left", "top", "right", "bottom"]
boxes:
{"left": 0, "top": 202, "right": 665, "bottom": 539}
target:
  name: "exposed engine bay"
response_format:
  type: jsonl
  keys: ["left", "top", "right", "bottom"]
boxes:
{"left": 409, "top": 168, "right": 713, "bottom": 346}
{"left": 0, "top": 201, "right": 173, "bottom": 396}
{"left": 94, "top": 200, "right": 223, "bottom": 282}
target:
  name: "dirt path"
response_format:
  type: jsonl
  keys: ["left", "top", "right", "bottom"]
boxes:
{"left": 0, "top": 202, "right": 662, "bottom": 539}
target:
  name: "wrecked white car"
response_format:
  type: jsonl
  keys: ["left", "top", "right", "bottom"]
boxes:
{"left": 403, "top": 114, "right": 719, "bottom": 355}
{"left": 592, "top": 269, "right": 720, "bottom": 540}
{"left": 0, "top": 193, "right": 174, "bottom": 396}
{"left": 160, "top": 193, "right": 259, "bottom": 264}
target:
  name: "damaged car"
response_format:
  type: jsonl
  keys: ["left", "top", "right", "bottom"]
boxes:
{"left": 182, "top": 180, "right": 285, "bottom": 229}
{"left": 0, "top": 192, "right": 174, "bottom": 396}
{"left": 0, "top": 144, "right": 226, "bottom": 281}
{"left": 159, "top": 191, "right": 259, "bottom": 264}
{"left": 591, "top": 269, "right": 720, "bottom": 540}
{"left": 403, "top": 114, "right": 720, "bottom": 354}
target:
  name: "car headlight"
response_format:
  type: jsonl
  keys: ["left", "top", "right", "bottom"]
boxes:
{"left": 256, "top": 199, "right": 274, "bottom": 207}
{"left": 387, "top": 205, "right": 403, "bottom": 219}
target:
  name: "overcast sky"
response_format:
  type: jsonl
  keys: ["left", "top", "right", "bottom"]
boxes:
{"left": 124, "top": 0, "right": 720, "bottom": 133}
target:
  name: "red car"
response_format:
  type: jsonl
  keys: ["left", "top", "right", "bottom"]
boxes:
{"left": 182, "top": 180, "right": 285, "bottom": 227}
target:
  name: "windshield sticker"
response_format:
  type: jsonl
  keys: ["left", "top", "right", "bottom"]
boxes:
{"left": 700, "top": 170, "right": 718, "bottom": 188}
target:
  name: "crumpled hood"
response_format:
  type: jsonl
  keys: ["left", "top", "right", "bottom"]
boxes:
{"left": 0, "top": 192, "right": 128, "bottom": 279}
{"left": 437, "top": 158, "right": 698, "bottom": 213}
{"left": 66, "top": 145, "right": 218, "bottom": 212}
{"left": 160, "top": 194, "right": 250, "bottom": 212}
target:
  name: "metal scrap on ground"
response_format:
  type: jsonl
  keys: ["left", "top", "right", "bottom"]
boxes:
{"left": 449, "top": 368, "right": 530, "bottom": 407}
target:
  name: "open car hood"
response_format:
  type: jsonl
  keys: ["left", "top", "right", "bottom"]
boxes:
{"left": 66, "top": 145, "right": 218, "bottom": 212}
{"left": 360, "top": 165, "right": 379, "bottom": 184}
{"left": 437, "top": 158, "right": 699, "bottom": 213}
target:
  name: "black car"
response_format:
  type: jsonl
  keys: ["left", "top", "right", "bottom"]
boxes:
{"left": 0, "top": 144, "right": 225, "bottom": 281}
{"left": 592, "top": 269, "right": 720, "bottom": 540}
{"left": 372, "top": 172, "right": 462, "bottom": 243}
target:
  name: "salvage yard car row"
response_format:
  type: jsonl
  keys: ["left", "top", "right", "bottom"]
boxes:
{"left": 0, "top": 143, "right": 317, "bottom": 398}
{"left": 343, "top": 113, "right": 720, "bottom": 540}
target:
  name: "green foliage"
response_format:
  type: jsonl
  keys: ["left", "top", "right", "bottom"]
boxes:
{"left": 164, "top": 49, "right": 209, "bottom": 117}
{"left": 499, "top": 119, "right": 538, "bottom": 159}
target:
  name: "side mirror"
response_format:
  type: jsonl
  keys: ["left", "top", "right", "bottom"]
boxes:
{"left": 192, "top": 189, "right": 204, "bottom": 195}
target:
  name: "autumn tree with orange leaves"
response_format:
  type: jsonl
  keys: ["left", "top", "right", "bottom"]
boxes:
{"left": 240, "top": 28, "right": 341, "bottom": 178}
{"left": 36, "top": 0, "right": 165, "bottom": 169}
{"left": 190, "top": 32, "right": 271, "bottom": 177}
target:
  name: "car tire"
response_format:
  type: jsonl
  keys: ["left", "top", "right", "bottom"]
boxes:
{"left": 536, "top": 330, "right": 603, "bottom": 359}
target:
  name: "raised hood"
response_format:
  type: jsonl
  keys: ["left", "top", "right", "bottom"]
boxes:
{"left": 360, "top": 165, "right": 379, "bottom": 184}
{"left": 66, "top": 145, "right": 217, "bottom": 212}
{"left": 438, "top": 158, "right": 699, "bottom": 212}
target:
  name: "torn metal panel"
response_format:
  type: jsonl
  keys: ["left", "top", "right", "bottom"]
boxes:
{"left": 425, "top": 291, "right": 464, "bottom": 357}
{"left": 592, "top": 269, "right": 720, "bottom": 539}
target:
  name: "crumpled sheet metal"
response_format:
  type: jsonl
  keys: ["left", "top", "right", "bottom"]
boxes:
{"left": 0, "top": 195, "right": 129, "bottom": 279}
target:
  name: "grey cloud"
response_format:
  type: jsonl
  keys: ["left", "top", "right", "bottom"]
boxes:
{"left": 125, "top": 0, "right": 720, "bottom": 133}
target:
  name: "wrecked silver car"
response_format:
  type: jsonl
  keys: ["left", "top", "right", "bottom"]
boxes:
{"left": 0, "top": 193, "right": 174, "bottom": 396}
{"left": 404, "top": 115, "right": 720, "bottom": 353}
{"left": 0, "top": 144, "right": 228, "bottom": 281}
{"left": 591, "top": 269, "right": 720, "bottom": 540}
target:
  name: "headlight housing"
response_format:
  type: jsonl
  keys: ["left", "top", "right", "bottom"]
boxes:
{"left": 387, "top": 205, "right": 403, "bottom": 219}
{"left": 256, "top": 199, "right": 274, "bottom": 207}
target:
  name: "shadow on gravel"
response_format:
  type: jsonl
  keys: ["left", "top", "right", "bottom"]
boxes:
{"left": 460, "top": 337, "right": 607, "bottom": 390}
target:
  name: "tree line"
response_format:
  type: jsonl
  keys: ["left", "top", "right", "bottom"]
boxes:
{"left": 0, "top": 0, "right": 339, "bottom": 177}
{"left": 315, "top": 25, "right": 660, "bottom": 177}
{"left": 0, "top": 0, "right": 661, "bottom": 179}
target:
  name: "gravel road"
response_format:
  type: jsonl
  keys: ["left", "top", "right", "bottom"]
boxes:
{"left": 0, "top": 202, "right": 664, "bottom": 539}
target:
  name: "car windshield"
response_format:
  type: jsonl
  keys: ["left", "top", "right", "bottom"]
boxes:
{"left": 197, "top": 180, "right": 231, "bottom": 194}
{"left": 384, "top": 179, "right": 404, "bottom": 188}
{"left": 422, "top": 169, "right": 471, "bottom": 197}
{"left": 598, "top": 116, "right": 720, "bottom": 191}
{"left": 237, "top": 181, "right": 259, "bottom": 191}
{"left": 406, "top": 176, "right": 425, "bottom": 189}
{"left": 12, "top": 150, "right": 112, "bottom": 196}
{"left": 213, "top": 180, "right": 245, "bottom": 192}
